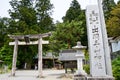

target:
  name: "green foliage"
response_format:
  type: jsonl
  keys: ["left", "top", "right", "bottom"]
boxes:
{"left": 84, "top": 50, "right": 89, "bottom": 61}
{"left": 0, "top": 43, "right": 13, "bottom": 69}
{"left": 9, "top": 0, "right": 54, "bottom": 34}
{"left": 51, "top": 20, "right": 86, "bottom": 50}
{"left": 0, "top": 17, "right": 10, "bottom": 48}
{"left": 112, "top": 56, "right": 120, "bottom": 80}
{"left": 0, "top": 17, "right": 13, "bottom": 69}
{"left": 117, "top": 0, "right": 120, "bottom": 4}
{"left": 17, "top": 45, "right": 38, "bottom": 69}
{"left": 50, "top": 0, "right": 87, "bottom": 52}
{"left": 106, "top": 3, "right": 120, "bottom": 37}
{"left": 2, "top": 0, "right": 54, "bottom": 69}
{"left": 35, "top": 0, "right": 54, "bottom": 32}
{"left": 83, "top": 50, "right": 90, "bottom": 74}
{"left": 83, "top": 64, "right": 90, "bottom": 74}
{"left": 103, "top": 0, "right": 116, "bottom": 19}
{"left": 62, "top": 0, "right": 81, "bottom": 22}
{"left": 9, "top": 0, "right": 38, "bottom": 34}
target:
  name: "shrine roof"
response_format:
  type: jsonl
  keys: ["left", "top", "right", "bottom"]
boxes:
{"left": 59, "top": 49, "right": 77, "bottom": 61}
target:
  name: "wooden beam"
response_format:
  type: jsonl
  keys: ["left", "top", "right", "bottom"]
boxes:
{"left": 8, "top": 32, "right": 52, "bottom": 39}
{"left": 9, "top": 40, "right": 49, "bottom": 45}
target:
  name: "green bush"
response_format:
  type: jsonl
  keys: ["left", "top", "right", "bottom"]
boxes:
{"left": 83, "top": 64, "right": 90, "bottom": 74}
{"left": 0, "top": 64, "right": 4, "bottom": 74}
{"left": 112, "top": 56, "right": 120, "bottom": 80}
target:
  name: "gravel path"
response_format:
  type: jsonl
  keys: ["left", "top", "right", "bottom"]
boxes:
{"left": 0, "top": 69, "right": 73, "bottom": 80}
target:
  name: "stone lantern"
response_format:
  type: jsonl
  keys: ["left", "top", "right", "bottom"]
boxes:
{"left": 72, "top": 41, "right": 87, "bottom": 76}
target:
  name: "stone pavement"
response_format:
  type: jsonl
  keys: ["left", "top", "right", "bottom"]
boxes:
{"left": 0, "top": 69, "right": 73, "bottom": 80}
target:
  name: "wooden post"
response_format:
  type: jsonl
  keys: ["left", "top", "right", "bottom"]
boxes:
{"left": 11, "top": 39, "right": 18, "bottom": 76}
{"left": 38, "top": 37, "right": 42, "bottom": 77}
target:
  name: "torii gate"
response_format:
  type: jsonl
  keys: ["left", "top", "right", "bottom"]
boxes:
{"left": 8, "top": 32, "right": 52, "bottom": 77}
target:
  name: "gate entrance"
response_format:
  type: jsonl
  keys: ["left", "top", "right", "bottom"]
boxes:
{"left": 8, "top": 32, "right": 51, "bottom": 77}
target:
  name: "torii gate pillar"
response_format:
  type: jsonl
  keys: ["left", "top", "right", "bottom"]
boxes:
{"left": 38, "top": 37, "right": 43, "bottom": 77}
{"left": 11, "top": 38, "right": 18, "bottom": 76}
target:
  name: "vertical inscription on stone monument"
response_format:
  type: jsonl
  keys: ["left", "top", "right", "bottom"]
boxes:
{"left": 86, "top": 5, "right": 106, "bottom": 77}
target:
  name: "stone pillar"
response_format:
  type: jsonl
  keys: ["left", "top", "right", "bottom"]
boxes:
{"left": 75, "top": 51, "right": 87, "bottom": 76}
{"left": 38, "top": 37, "right": 43, "bottom": 77}
{"left": 85, "top": 1, "right": 114, "bottom": 79}
{"left": 86, "top": 5, "right": 107, "bottom": 77}
{"left": 98, "top": 0, "right": 113, "bottom": 76}
{"left": 11, "top": 39, "right": 18, "bottom": 76}
{"left": 77, "top": 57, "right": 83, "bottom": 71}
{"left": 77, "top": 58, "right": 81, "bottom": 70}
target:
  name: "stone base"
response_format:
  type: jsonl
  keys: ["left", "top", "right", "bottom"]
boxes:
{"left": 74, "top": 75, "right": 86, "bottom": 80}
{"left": 74, "top": 75, "right": 114, "bottom": 80}
{"left": 86, "top": 77, "right": 114, "bottom": 80}
{"left": 75, "top": 70, "right": 87, "bottom": 76}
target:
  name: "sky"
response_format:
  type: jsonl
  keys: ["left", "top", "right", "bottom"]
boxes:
{"left": 0, "top": 0, "right": 118, "bottom": 22}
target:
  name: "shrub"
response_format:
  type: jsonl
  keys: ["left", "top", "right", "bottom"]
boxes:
{"left": 112, "top": 56, "right": 120, "bottom": 80}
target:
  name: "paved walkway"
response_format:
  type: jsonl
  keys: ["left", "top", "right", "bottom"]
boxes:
{"left": 0, "top": 69, "right": 73, "bottom": 80}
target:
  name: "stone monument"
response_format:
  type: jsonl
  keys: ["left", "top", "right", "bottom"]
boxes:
{"left": 86, "top": 5, "right": 107, "bottom": 77}
{"left": 85, "top": 0, "right": 114, "bottom": 79}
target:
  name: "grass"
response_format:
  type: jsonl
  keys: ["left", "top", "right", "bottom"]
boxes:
{"left": 0, "top": 65, "right": 10, "bottom": 74}
{"left": 0, "top": 67, "right": 4, "bottom": 74}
